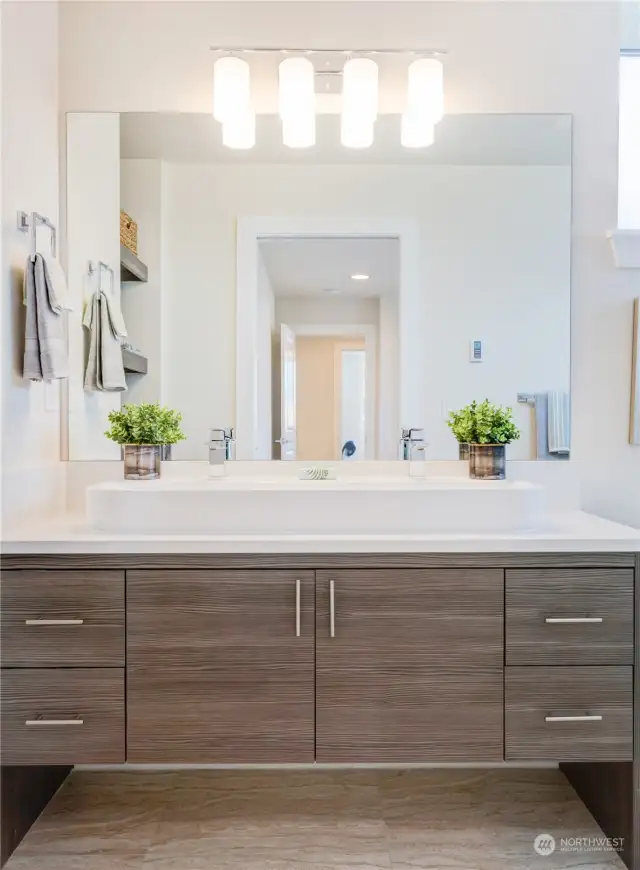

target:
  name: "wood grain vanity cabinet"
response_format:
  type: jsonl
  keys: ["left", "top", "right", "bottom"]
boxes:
{"left": 0, "top": 554, "right": 636, "bottom": 769}
{"left": 315, "top": 569, "right": 504, "bottom": 762}
{"left": 126, "top": 570, "right": 315, "bottom": 763}
{"left": 0, "top": 569, "right": 126, "bottom": 764}
{"left": 506, "top": 569, "right": 634, "bottom": 666}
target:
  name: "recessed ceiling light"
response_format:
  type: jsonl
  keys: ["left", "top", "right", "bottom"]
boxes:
{"left": 323, "top": 288, "right": 341, "bottom": 294}
{"left": 351, "top": 273, "right": 370, "bottom": 281}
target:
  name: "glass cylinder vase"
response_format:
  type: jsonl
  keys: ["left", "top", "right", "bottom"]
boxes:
{"left": 123, "top": 445, "right": 161, "bottom": 480}
{"left": 469, "top": 444, "right": 506, "bottom": 480}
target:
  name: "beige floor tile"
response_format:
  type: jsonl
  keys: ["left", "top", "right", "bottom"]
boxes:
{"left": 16, "top": 772, "right": 168, "bottom": 855}
{"left": 5, "top": 850, "right": 147, "bottom": 869}
{"left": 3, "top": 769, "right": 628, "bottom": 870}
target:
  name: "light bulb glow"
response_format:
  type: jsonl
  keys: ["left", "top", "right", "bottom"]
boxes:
{"left": 282, "top": 113, "right": 315, "bottom": 148}
{"left": 222, "top": 110, "right": 256, "bottom": 149}
{"left": 279, "top": 57, "right": 315, "bottom": 121}
{"left": 340, "top": 113, "right": 374, "bottom": 149}
{"left": 342, "top": 57, "right": 379, "bottom": 122}
{"left": 401, "top": 112, "right": 435, "bottom": 148}
{"left": 213, "top": 56, "right": 251, "bottom": 122}
{"left": 407, "top": 58, "right": 444, "bottom": 124}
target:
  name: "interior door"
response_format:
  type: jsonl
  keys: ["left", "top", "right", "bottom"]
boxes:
{"left": 279, "top": 323, "right": 297, "bottom": 460}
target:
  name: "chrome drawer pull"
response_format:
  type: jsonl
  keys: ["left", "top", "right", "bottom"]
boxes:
{"left": 26, "top": 718, "right": 84, "bottom": 726}
{"left": 330, "top": 580, "right": 335, "bottom": 639}
{"left": 545, "top": 715, "right": 603, "bottom": 723}
{"left": 25, "top": 619, "right": 84, "bottom": 626}
{"left": 295, "top": 578, "right": 301, "bottom": 638}
{"left": 545, "top": 617, "right": 603, "bottom": 624}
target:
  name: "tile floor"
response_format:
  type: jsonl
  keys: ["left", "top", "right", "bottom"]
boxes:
{"left": 5, "top": 769, "right": 627, "bottom": 870}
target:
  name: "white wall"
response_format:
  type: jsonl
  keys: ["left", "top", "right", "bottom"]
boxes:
{"left": 66, "top": 113, "right": 122, "bottom": 461}
{"left": 257, "top": 250, "right": 275, "bottom": 459}
{"left": 161, "top": 162, "right": 569, "bottom": 461}
{"left": 58, "top": 1, "right": 640, "bottom": 527}
{"left": 275, "top": 295, "right": 379, "bottom": 328}
{"left": 120, "top": 158, "right": 163, "bottom": 404}
{"left": 0, "top": 0, "right": 64, "bottom": 523}
{"left": 618, "top": 56, "right": 640, "bottom": 230}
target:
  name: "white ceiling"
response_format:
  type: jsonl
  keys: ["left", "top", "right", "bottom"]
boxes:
{"left": 259, "top": 237, "right": 399, "bottom": 298}
{"left": 120, "top": 113, "right": 571, "bottom": 166}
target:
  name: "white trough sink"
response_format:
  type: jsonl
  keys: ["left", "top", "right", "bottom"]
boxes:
{"left": 86, "top": 476, "right": 545, "bottom": 536}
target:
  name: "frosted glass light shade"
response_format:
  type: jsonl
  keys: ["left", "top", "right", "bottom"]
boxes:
{"left": 222, "top": 110, "right": 255, "bottom": 149}
{"left": 279, "top": 57, "right": 315, "bottom": 121}
{"left": 342, "top": 57, "right": 379, "bottom": 122}
{"left": 283, "top": 113, "right": 315, "bottom": 148}
{"left": 341, "top": 113, "right": 374, "bottom": 149}
{"left": 213, "top": 57, "right": 251, "bottom": 122}
{"left": 407, "top": 58, "right": 444, "bottom": 124}
{"left": 401, "top": 112, "right": 435, "bottom": 148}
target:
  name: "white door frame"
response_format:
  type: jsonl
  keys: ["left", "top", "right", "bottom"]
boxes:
{"left": 290, "top": 323, "right": 377, "bottom": 460}
{"left": 236, "top": 216, "right": 421, "bottom": 460}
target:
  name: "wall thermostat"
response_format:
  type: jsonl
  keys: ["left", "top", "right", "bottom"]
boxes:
{"left": 469, "top": 340, "right": 484, "bottom": 362}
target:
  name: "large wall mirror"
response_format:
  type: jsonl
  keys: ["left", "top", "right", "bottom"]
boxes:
{"left": 65, "top": 112, "right": 571, "bottom": 461}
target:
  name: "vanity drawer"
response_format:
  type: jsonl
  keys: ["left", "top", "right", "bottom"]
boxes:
{"left": 1, "top": 570, "right": 124, "bottom": 666}
{"left": 1, "top": 668, "right": 125, "bottom": 764}
{"left": 505, "top": 666, "right": 632, "bottom": 761}
{"left": 505, "top": 569, "right": 633, "bottom": 665}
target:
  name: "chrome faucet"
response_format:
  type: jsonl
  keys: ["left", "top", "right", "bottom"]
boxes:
{"left": 399, "top": 427, "right": 427, "bottom": 460}
{"left": 209, "top": 428, "right": 236, "bottom": 465}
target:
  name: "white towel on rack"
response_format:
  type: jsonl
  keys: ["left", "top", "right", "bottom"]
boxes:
{"left": 23, "top": 253, "right": 69, "bottom": 380}
{"left": 547, "top": 390, "right": 571, "bottom": 454}
{"left": 82, "top": 290, "right": 127, "bottom": 392}
{"left": 22, "top": 255, "right": 71, "bottom": 310}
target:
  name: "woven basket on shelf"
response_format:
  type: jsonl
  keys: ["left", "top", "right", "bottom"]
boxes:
{"left": 120, "top": 210, "right": 138, "bottom": 255}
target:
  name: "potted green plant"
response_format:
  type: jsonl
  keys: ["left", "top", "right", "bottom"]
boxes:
{"left": 446, "top": 407, "right": 475, "bottom": 460}
{"left": 105, "top": 403, "right": 186, "bottom": 480}
{"left": 447, "top": 400, "right": 520, "bottom": 479}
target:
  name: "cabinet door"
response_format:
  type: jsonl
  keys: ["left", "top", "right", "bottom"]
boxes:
{"left": 128, "top": 570, "right": 314, "bottom": 763}
{"left": 316, "top": 569, "right": 504, "bottom": 762}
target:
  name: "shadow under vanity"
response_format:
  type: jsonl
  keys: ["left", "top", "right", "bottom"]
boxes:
{"left": 1, "top": 550, "right": 638, "bottom": 867}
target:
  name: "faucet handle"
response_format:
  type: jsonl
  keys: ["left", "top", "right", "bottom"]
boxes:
{"left": 401, "top": 427, "right": 425, "bottom": 441}
{"left": 210, "top": 428, "right": 234, "bottom": 443}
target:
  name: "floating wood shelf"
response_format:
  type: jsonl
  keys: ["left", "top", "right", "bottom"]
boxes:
{"left": 122, "top": 348, "right": 148, "bottom": 375}
{"left": 120, "top": 244, "right": 148, "bottom": 283}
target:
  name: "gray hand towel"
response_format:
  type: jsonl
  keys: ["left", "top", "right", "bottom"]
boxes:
{"left": 534, "top": 392, "right": 570, "bottom": 460}
{"left": 82, "top": 290, "right": 127, "bottom": 392}
{"left": 23, "top": 253, "right": 69, "bottom": 380}
{"left": 547, "top": 390, "right": 571, "bottom": 454}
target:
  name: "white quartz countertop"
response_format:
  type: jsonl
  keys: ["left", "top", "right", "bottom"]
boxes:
{"left": 2, "top": 511, "right": 638, "bottom": 554}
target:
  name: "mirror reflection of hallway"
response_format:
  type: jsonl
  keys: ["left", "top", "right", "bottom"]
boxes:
{"left": 261, "top": 235, "right": 398, "bottom": 460}
{"left": 295, "top": 336, "right": 367, "bottom": 462}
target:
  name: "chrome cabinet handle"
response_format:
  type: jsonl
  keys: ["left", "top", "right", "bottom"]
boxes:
{"left": 26, "top": 718, "right": 84, "bottom": 726}
{"left": 545, "top": 617, "right": 603, "bottom": 624}
{"left": 25, "top": 619, "right": 84, "bottom": 626}
{"left": 295, "top": 578, "right": 301, "bottom": 638}
{"left": 329, "top": 580, "right": 335, "bottom": 638}
{"left": 545, "top": 715, "right": 603, "bottom": 723}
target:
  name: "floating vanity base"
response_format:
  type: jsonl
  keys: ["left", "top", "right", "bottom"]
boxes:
{"left": 1, "top": 550, "right": 638, "bottom": 869}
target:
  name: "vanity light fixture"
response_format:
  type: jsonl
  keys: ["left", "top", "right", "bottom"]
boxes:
{"left": 401, "top": 112, "right": 435, "bottom": 149}
{"left": 213, "top": 55, "right": 255, "bottom": 149}
{"left": 222, "top": 110, "right": 256, "bottom": 149}
{"left": 279, "top": 57, "right": 316, "bottom": 148}
{"left": 400, "top": 58, "right": 443, "bottom": 148}
{"left": 213, "top": 56, "right": 251, "bottom": 123}
{"left": 341, "top": 57, "right": 379, "bottom": 149}
{"left": 211, "top": 47, "right": 446, "bottom": 150}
